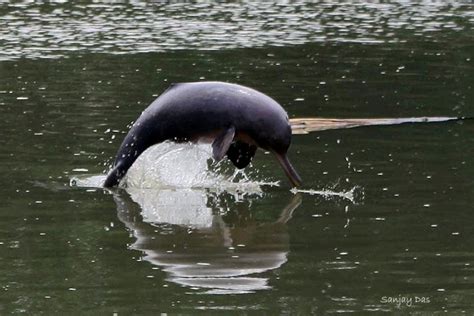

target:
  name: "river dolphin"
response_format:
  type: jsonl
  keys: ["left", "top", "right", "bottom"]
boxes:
{"left": 103, "top": 81, "right": 302, "bottom": 187}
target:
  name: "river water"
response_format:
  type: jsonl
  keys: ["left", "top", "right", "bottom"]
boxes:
{"left": 0, "top": 1, "right": 473, "bottom": 314}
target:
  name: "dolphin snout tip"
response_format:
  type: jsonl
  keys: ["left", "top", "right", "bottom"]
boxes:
{"left": 275, "top": 153, "right": 302, "bottom": 188}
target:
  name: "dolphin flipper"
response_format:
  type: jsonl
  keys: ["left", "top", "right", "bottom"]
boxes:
{"left": 212, "top": 126, "right": 236, "bottom": 161}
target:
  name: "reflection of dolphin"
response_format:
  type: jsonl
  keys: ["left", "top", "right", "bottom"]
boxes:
{"left": 104, "top": 82, "right": 302, "bottom": 188}
{"left": 114, "top": 189, "right": 301, "bottom": 294}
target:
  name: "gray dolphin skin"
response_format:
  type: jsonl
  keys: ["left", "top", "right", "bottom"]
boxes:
{"left": 103, "top": 81, "right": 302, "bottom": 188}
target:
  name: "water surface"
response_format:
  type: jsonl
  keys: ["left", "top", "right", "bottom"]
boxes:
{"left": 0, "top": 1, "right": 473, "bottom": 314}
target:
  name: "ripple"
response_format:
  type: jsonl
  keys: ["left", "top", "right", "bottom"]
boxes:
{"left": 1, "top": 1, "right": 472, "bottom": 60}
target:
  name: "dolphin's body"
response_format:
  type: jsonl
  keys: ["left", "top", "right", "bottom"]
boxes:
{"left": 103, "top": 81, "right": 301, "bottom": 187}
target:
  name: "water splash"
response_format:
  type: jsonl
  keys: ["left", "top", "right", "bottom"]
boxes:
{"left": 291, "top": 186, "right": 363, "bottom": 204}
{"left": 71, "top": 142, "right": 363, "bottom": 204}
{"left": 70, "top": 174, "right": 105, "bottom": 188}
{"left": 71, "top": 142, "right": 276, "bottom": 196}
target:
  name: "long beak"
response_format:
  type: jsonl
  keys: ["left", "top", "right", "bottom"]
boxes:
{"left": 275, "top": 153, "right": 302, "bottom": 187}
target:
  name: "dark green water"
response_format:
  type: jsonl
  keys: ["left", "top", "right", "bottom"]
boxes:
{"left": 1, "top": 2, "right": 473, "bottom": 314}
